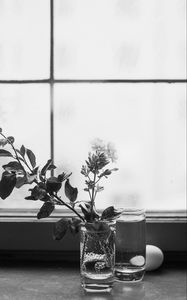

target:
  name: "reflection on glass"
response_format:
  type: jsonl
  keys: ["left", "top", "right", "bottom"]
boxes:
{"left": 54, "top": 0, "right": 186, "bottom": 79}
{"left": 0, "top": 0, "right": 50, "bottom": 79}
{"left": 0, "top": 84, "right": 50, "bottom": 208}
{"left": 54, "top": 83, "right": 186, "bottom": 210}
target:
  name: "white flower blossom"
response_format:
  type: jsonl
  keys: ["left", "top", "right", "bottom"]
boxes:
{"left": 106, "top": 142, "right": 118, "bottom": 163}
{"left": 91, "top": 138, "right": 118, "bottom": 163}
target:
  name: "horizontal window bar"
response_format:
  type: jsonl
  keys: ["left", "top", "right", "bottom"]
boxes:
{"left": 0, "top": 79, "right": 186, "bottom": 84}
{"left": 0, "top": 79, "right": 50, "bottom": 84}
{"left": 54, "top": 79, "right": 187, "bottom": 83}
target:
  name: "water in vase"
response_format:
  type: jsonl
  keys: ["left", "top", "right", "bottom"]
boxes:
{"left": 80, "top": 223, "right": 115, "bottom": 292}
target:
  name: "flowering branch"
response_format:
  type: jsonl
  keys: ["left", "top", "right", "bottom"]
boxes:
{"left": 80, "top": 139, "right": 119, "bottom": 222}
{"left": 0, "top": 129, "right": 123, "bottom": 239}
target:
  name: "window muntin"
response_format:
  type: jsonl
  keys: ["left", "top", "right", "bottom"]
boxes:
{"left": 0, "top": 0, "right": 186, "bottom": 211}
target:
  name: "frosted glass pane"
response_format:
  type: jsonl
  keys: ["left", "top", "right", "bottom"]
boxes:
{"left": 0, "top": 0, "right": 50, "bottom": 79}
{"left": 0, "top": 84, "right": 50, "bottom": 208}
{"left": 54, "top": 84, "right": 186, "bottom": 210}
{"left": 54, "top": 0, "right": 186, "bottom": 79}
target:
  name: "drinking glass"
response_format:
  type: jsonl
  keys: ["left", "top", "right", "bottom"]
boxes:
{"left": 115, "top": 208, "right": 146, "bottom": 282}
{"left": 80, "top": 221, "right": 116, "bottom": 292}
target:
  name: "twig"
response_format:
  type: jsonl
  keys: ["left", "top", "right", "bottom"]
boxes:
{"left": 54, "top": 193, "right": 85, "bottom": 222}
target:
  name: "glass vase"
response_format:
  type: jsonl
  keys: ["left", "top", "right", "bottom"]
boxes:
{"left": 115, "top": 208, "right": 146, "bottom": 282}
{"left": 80, "top": 221, "right": 116, "bottom": 293}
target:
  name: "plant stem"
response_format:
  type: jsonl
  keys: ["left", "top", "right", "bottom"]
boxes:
{"left": 94, "top": 190, "right": 97, "bottom": 201}
{"left": 95, "top": 177, "right": 102, "bottom": 185}
{"left": 90, "top": 172, "right": 97, "bottom": 221}
{"left": 54, "top": 193, "right": 85, "bottom": 222}
{"left": 88, "top": 189, "right": 92, "bottom": 201}
{"left": 86, "top": 174, "right": 93, "bottom": 201}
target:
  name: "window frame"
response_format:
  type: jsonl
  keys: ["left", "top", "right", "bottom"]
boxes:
{"left": 0, "top": 0, "right": 186, "bottom": 258}
{"left": 0, "top": 0, "right": 186, "bottom": 160}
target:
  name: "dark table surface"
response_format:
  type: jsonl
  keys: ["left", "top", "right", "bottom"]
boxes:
{"left": 0, "top": 262, "right": 186, "bottom": 300}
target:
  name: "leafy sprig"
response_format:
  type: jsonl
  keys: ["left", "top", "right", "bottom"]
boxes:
{"left": 0, "top": 128, "right": 123, "bottom": 240}
{"left": 0, "top": 128, "right": 84, "bottom": 236}
{"left": 80, "top": 139, "right": 119, "bottom": 223}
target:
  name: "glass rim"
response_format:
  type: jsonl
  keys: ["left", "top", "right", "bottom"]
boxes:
{"left": 119, "top": 207, "right": 145, "bottom": 215}
{"left": 81, "top": 220, "right": 116, "bottom": 225}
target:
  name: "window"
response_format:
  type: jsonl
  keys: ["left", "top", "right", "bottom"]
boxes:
{"left": 0, "top": 0, "right": 186, "bottom": 212}
{"left": 0, "top": 1, "right": 186, "bottom": 260}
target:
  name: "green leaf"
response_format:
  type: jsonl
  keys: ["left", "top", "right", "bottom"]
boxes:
{"left": 32, "top": 166, "right": 39, "bottom": 175}
{"left": 7, "top": 136, "right": 15, "bottom": 144}
{"left": 0, "top": 149, "right": 13, "bottom": 157}
{"left": 69, "top": 218, "right": 81, "bottom": 235}
{"left": 25, "top": 195, "right": 38, "bottom": 201}
{"left": 20, "top": 145, "right": 26, "bottom": 157}
{"left": 26, "top": 184, "right": 47, "bottom": 200}
{"left": 41, "top": 159, "right": 53, "bottom": 176}
{"left": 96, "top": 185, "right": 104, "bottom": 192}
{"left": 46, "top": 177, "right": 62, "bottom": 194}
{"left": 79, "top": 203, "right": 99, "bottom": 222}
{"left": 26, "top": 173, "right": 37, "bottom": 184}
{"left": 0, "top": 171, "right": 17, "bottom": 199}
{"left": 3, "top": 161, "right": 23, "bottom": 173}
{"left": 53, "top": 218, "right": 69, "bottom": 240}
{"left": 79, "top": 203, "right": 90, "bottom": 220}
{"left": 58, "top": 172, "right": 71, "bottom": 182}
{"left": 40, "top": 194, "right": 51, "bottom": 202}
{"left": 65, "top": 179, "right": 78, "bottom": 202}
{"left": 16, "top": 176, "right": 27, "bottom": 188}
{"left": 26, "top": 148, "right": 36, "bottom": 168}
{"left": 48, "top": 164, "right": 56, "bottom": 171}
{"left": 25, "top": 193, "right": 50, "bottom": 202}
{"left": 37, "top": 201, "right": 54, "bottom": 219}
{"left": 101, "top": 206, "right": 122, "bottom": 221}
{"left": 98, "top": 169, "right": 112, "bottom": 178}
{"left": 14, "top": 172, "right": 36, "bottom": 189}
{"left": 0, "top": 138, "right": 8, "bottom": 147}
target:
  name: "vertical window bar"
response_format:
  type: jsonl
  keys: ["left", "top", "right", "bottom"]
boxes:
{"left": 50, "top": 0, "right": 54, "bottom": 81}
{"left": 50, "top": 0, "right": 54, "bottom": 173}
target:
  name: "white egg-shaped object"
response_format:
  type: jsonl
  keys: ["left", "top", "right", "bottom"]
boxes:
{"left": 146, "top": 245, "right": 164, "bottom": 271}
{"left": 130, "top": 255, "right": 145, "bottom": 267}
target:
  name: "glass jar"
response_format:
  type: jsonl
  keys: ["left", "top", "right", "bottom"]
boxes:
{"left": 80, "top": 221, "right": 116, "bottom": 292}
{"left": 115, "top": 208, "right": 146, "bottom": 282}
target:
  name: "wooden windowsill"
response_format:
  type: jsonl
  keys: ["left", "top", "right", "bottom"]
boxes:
{"left": 0, "top": 261, "right": 186, "bottom": 299}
